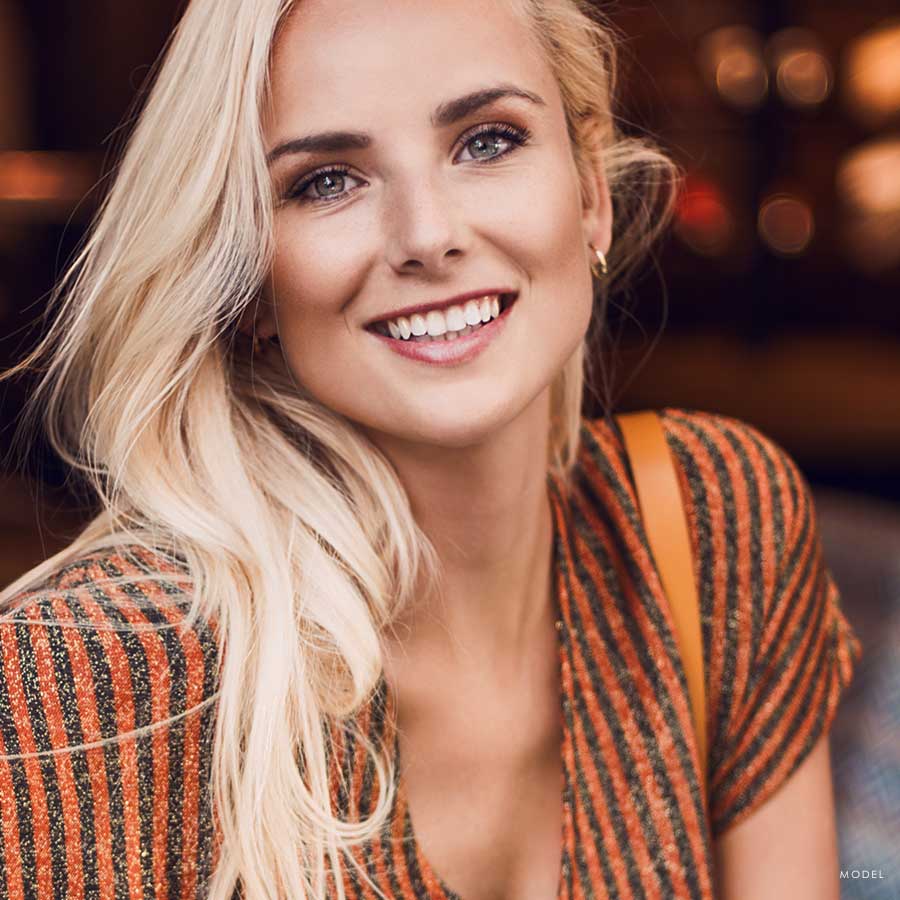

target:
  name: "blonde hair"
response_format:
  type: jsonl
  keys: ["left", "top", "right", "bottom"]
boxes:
{"left": 0, "top": 0, "right": 677, "bottom": 897}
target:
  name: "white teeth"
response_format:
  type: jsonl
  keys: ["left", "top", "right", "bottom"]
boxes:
{"left": 425, "top": 310, "right": 447, "bottom": 336}
{"left": 379, "top": 294, "right": 509, "bottom": 341}
{"left": 445, "top": 305, "right": 466, "bottom": 331}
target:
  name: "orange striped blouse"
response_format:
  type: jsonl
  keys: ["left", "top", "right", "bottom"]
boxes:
{"left": 0, "top": 408, "right": 862, "bottom": 899}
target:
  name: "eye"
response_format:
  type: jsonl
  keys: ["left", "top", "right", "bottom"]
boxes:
{"left": 284, "top": 123, "right": 532, "bottom": 206}
{"left": 455, "top": 123, "right": 532, "bottom": 164}
{"left": 287, "top": 165, "right": 365, "bottom": 205}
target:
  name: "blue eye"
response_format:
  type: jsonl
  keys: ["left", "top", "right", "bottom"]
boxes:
{"left": 285, "top": 123, "right": 531, "bottom": 206}
{"left": 456, "top": 124, "right": 532, "bottom": 163}
{"left": 288, "top": 165, "right": 364, "bottom": 205}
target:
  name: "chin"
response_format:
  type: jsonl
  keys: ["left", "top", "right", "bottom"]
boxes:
{"left": 365, "top": 385, "right": 550, "bottom": 452}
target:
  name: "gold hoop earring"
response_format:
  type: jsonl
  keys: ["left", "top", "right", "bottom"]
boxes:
{"left": 589, "top": 244, "right": 608, "bottom": 278}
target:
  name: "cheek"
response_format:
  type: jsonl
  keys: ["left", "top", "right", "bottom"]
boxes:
{"left": 529, "top": 171, "right": 587, "bottom": 277}
{"left": 265, "top": 216, "right": 405, "bottom": 430}
{"left": 492, "top": 159, "right": 593, "bottom": 343}
{"left": 266, "top": 222, "right": 354, "bottom": 399}
{"left": 268, "top": 213, "right": 373, "bottom": 357}
{"left": 269, "top": 217, "right": 355, "bottom": 325}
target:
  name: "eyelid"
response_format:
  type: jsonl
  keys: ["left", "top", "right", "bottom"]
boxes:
{"left": 285, "top": 163, "right": 364, "bottom": 205}
{"left": 284, "top": 120, "right": 531, "bottom": 205}
{"left": 455, "top": 120, "right": 526, "bottom": 147}
{"left": 453, "top": 121, "right": 532, "bottom": 163}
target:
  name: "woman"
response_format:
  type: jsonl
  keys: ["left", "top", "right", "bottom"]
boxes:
{"left": 0, "top": 0, "right": 861, "bottom": 898}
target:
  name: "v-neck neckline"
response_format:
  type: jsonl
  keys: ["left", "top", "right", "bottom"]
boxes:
{"left": 379, "top": 473, "right": 573, "bottom": 900}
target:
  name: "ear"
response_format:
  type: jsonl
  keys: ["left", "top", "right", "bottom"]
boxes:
{"left": 579, "top": 118, "right": 613, "bottom": 255}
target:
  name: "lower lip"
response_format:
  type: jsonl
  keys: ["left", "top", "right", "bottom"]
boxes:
{"left": 368, "top": 300, "right": 515, "bottom": 366}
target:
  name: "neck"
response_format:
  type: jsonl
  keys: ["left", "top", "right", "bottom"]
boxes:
{"left": 367, "top": 389, "right": 557, "bottom": 662}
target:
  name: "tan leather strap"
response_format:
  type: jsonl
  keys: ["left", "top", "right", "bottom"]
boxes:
{"left": 616, "top": 411, "right": 708, "bottom": 801}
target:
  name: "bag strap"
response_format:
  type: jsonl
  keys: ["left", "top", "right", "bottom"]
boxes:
{"left": 615, "top": 410, "right": 708, "bottom": 802}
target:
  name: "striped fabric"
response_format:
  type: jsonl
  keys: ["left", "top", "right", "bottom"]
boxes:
{"left": 0, "top": 408, "right": 861, "bottom": 898}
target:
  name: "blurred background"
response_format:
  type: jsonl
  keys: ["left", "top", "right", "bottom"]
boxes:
{"left": 0, "top": 0, "right": 897, "bottom": 894}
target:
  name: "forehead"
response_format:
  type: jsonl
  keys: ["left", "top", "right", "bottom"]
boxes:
{"left": 266, "top": 0, "right": 558, "bottom": 135}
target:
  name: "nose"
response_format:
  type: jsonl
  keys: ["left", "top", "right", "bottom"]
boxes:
{"left": 383, "top": 172, "right": 467, "bottom": 274}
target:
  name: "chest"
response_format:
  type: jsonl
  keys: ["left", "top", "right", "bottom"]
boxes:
{"left": 391, "top": 650, "right": 565, "bottom": 900}
{"left": 360, "top": 544, "right": 715, "bottom": 900}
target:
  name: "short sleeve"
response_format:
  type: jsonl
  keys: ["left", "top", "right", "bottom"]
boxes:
{"left": 659, "top": 408, "right": 863, "bottom": 838}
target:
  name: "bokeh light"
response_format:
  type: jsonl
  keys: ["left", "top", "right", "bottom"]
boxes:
{"left": 0, "top": 152, "right": 94, "bottom": 215}
{"left": 675, "top": 178, "right": 736, "bottom": 257}
{"left": 758, "top": 194, "right": 815, "bottom": 256}
{"left": 768, "top": 29, "right": 833, "bottom": 108}
{"left": 837, "top": 138, "right": 900, "bottom": 273}
{"left": 699, "top": 26, "right": 769, "bottom": 111}
{"left": 843, "top": 20, "right": 900, "bottom": 127}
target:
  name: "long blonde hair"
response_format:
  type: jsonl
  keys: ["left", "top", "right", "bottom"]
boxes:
{"left": 0, "top": 0, "right": 677, "bottom": 896}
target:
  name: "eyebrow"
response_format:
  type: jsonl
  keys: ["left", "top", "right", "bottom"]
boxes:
{"left": 265, "top": 84, "right": 545, "bottom": 167}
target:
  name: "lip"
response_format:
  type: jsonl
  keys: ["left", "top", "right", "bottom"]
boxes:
{"left": 363, "top": 288, "right": 516, "bottom": 329}
{"left": 368, "top": 295, "right": 515, "bottom": 366}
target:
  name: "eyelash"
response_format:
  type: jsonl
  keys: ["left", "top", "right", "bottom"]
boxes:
{"left": 286, "top": 122, "right": 533, "bottom": 206}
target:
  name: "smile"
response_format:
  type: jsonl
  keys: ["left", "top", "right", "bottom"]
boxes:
{"left": 369, "top": 293, "right": 517, "bottom": 341}
{"left": 367, "top": 292, "right": 518, "bottom": 366}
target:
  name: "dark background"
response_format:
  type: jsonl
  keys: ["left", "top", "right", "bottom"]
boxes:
{"left": 0, "top": 2, "right": 898, "bottom": 892}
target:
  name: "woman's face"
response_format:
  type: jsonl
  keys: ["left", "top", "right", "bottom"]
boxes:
{"left": 262, "top": 0, "right": 611, "bottom": 449}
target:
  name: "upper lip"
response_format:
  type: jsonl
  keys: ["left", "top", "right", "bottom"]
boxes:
{"left": 363, "top": 288, "right": 516, "bottom": 329}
